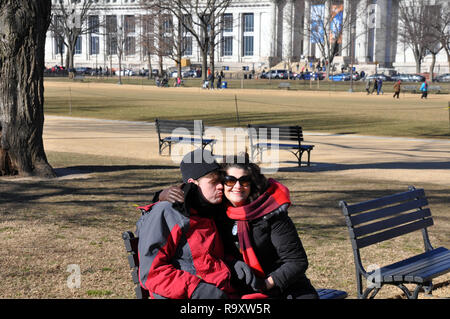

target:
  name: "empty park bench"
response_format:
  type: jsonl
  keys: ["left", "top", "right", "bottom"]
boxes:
{"left": 248, "top": 124, "right": 315, "bottom": 166}
{"left": 428, "top": 85, "right": 442, "bottom": 93}
{"left": 155, "top": 119, "right": 216, "bottom": 156}
{"left": 402, "top": 85, "right": 417, "bottom": 93}
{"left": 122, "top": 229, "right": 347, "bottom": 299}
{"left": 340, "top": 186, "right": 450, "bottom": 299}
{"left": 278, "top": 82, "right": 291, "bottom": 90}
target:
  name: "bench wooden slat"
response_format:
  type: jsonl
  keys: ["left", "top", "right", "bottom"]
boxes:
{"left": 316, "top": 288, "right": 348, "bottom": 299}
{"left": 345, "top": 188, "right": 426, "bottom": 216}
{"left": 405, "top": 258, "right": 450, "bottom": 283}
{"left": 380, "top": 247, "right": 449, "bottom": 281}
{"left": 255, "top": 143, "right": 314, "bottom": 150}
{"left": 350, "top": 197, "right": 428, "bottom": 226}
{"left": 352, "top": 208, "right": 431, "bottom": 238}
{"left": 355, "top": 218, "right": 433, "bottom": 249}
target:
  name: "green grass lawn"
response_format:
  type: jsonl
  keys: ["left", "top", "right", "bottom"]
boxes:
{"left": 44, "top": 79, "right": 450, "bottom": 139}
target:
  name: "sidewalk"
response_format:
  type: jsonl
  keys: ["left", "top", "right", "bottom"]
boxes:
{"left": 43, "top": 115, "right": 450, "bottom": 186}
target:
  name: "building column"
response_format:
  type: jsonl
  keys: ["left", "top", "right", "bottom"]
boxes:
{"left": 355, "top": 0, "right": 369, "bottom": 63}
{"left": 342, "top": 0, "right": 351, "bottom": 57}
{"left": 270, "top": 0, "right": 278, "bottom": 58}
{"left": 303, "top": 0, "right": 311, "bottom": 57}
{"left": 283, "top": 0, "right": 295, "bottom": 59}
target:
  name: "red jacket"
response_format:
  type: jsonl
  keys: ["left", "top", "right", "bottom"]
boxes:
{"left": 136, "top": 201, "right": 235, "bottom": 299}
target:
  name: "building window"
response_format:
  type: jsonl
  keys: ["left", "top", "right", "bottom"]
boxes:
{"left": 90, "top": 36, "right": 99, "bottom": 55}
{"left": 223, "top": 13, "right": 233, "bottom": 32}
{"left": 243, "top": 13, "right": 254, "bottom": 32}
{"left": 221, "top": 36, "right": 233, "bottom": 56}
{"left": 243, "top": 36, "right": 253, "bottom": 56}
{"left": 124, "top": 15, "right": 136, "bottom": 34}
{"left": 75, "top": 36, "right": 82, "bottom": 54}
{"left": 106, "top": 15, "right": 117, "bottom": 55}
{"left": 125, "top": 36, "right": 136, "bottom": 55}
{"left": 183, "top": 36, "right": 192, "bottom": 56}
{"left": 54, "top": 37, "right": 65, "bottom": 55}
{"left": 89, "top": 15, "right": 100, "bottom": 33}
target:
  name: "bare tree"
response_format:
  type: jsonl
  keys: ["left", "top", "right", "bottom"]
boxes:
{"left": 398, "top": 0, "right": 436, "bottom": 74}
{"left": 50, "top": 0, "right": 101, "bottom": 75}
{"left": 139, "top": 13, "right": 157, "bottom": 79}
{"left": 0, "top": 0, "right": 55, "bottom": 177}
{"left": 425, "top": 2, "right": 450, "bottom": 78}
{"left": 143, "top": 0, "right": 231, "bottom": 81}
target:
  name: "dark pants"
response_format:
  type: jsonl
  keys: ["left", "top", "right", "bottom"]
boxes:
{"left": 421, "top": 92, "right": 428, "bottom": 99}
{"left": 393, "top": 91, "right": 400, "bottom": 99}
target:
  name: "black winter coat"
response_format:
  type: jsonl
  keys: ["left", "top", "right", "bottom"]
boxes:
{"left": 217, "top": 204, "right": 318, "bottom": 299}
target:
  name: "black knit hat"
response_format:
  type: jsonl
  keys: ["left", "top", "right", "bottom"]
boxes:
{"left": 180, "top": 149, "right": 220, "bottom": 183}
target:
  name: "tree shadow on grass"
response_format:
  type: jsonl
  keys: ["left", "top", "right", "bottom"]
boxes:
{"left": 54, "top": 164, "right": 177, "bottom": 178}
{"left": 277, "top": 160, "right": 450, "bottom": 173}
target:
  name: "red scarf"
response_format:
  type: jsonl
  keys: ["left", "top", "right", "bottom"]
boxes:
{"left": 225, "top": 178, "right": 291, "bottom": 277}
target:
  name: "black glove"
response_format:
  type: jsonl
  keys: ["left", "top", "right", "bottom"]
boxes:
{"left": 233, "top": 260, "right": 266, "bottom": 292}
{"left": 191, "top": 282, "right": 228, "bottom": 299}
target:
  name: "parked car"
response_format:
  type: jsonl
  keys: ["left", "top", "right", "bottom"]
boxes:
{"left": 364, "top": 73, "right": 393, "bottom": 82}
{"left": 115, "top": 69, "right": 136, "bottom": 76}
{"left": 330, "top": 72, "right": 351, "bottom": 81}
{"left": 298, "top": 71, "right": 324, "bottom": 80}
{"left": 433, "top": 73, "right": 450, "bottom": 82}
{"left": 390, "top": 73, "right": 424, "bottom": 82}
{"left": 409, "top": 74, "right": 426, "bottom": 82}
{"left": 75, "top": 67, "right": 93, "bottom": 75}
{"left": 262, "top": 69, "right": 288, "bottom": 79}
{"left": 182, "top": 69, "right": 199, "bottom": 78}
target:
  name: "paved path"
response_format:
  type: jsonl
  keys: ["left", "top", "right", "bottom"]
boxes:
{"left": 43, "top": 115, "right": 450, "bottom": 186}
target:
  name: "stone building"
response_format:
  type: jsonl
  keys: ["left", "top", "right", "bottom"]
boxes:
{"left": 45, "top": 0, "right": 449, "bottom": 75}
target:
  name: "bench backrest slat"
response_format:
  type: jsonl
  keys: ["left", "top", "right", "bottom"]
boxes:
{"left": 342, "top": 188, "right": 434, "bottom": 249}
{"left": 356, "top": 218, "right": 433, "bottom": 249}
{"left": 122, "top": 231, "right": 150, "bottom": 299}
{"left": 350, "top": 197, "right": 428, "bottom": 226}
{"left": 344, "top": 188, "right": 425, "bottom": 216}
{"left": 156, "top": 119, "right": 204, "bottom": 136}
{"left": 352, "top": 208, "right": 431, "bottom": 238}
{"left": 248, "top": 124, "right": 303, "bottom": 142}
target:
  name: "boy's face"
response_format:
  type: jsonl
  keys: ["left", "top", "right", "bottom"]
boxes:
{"left": 189, "top": 172, "right": 223, "bottom": 205}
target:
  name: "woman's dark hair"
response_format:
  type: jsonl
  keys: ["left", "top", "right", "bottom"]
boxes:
{"left": 220, "top": 153, "right": 268, "bottom": 203}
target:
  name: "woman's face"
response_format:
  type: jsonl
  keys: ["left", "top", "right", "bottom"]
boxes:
{"left": 223, "top": 167, "right": 251, "bottom": 207}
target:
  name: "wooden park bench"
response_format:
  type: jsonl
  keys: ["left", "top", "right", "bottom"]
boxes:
{"left": 340, "top": 186, "right": 450, "bottom": 299}
{"left": 428, "top": 85, "right": 442, "bottom": 93}
{"left": 278, "top": 82, "right": 291, "bottom": 90}
{"left": 122, "top": 230, "right": 347, "bottom": 299}
{"left": 155, "top": 119, "right": 216, "bottom": 156}
{"left": 248, "top": 124, "right": 314, "bottom": 166}
{"left": 73, "top": 74, "right": 85, "bottom": 81}
{"left": 402, "top": 85, "right": 417, "bottom": 93}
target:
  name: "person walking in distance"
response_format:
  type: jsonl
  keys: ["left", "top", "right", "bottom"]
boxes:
{"left": 393, "top": 80, "right": 401, "bottom": 99}
{"left": 420, "top": 80, "right": 428, "bottom": 99}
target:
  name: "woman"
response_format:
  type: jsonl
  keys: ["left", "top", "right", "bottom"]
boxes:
{"left": 220, "top": 155, "right": 318, "bottom": 299}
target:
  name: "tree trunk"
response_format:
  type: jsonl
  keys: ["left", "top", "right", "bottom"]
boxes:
{"left": 147, "top": 52, "right": 153, "bottom": 80}
{"left": 429, "top": 53, "right": 436, "bottom": 82}
{"left": 0, "top": 0, "right": 55, "bottom": 178}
